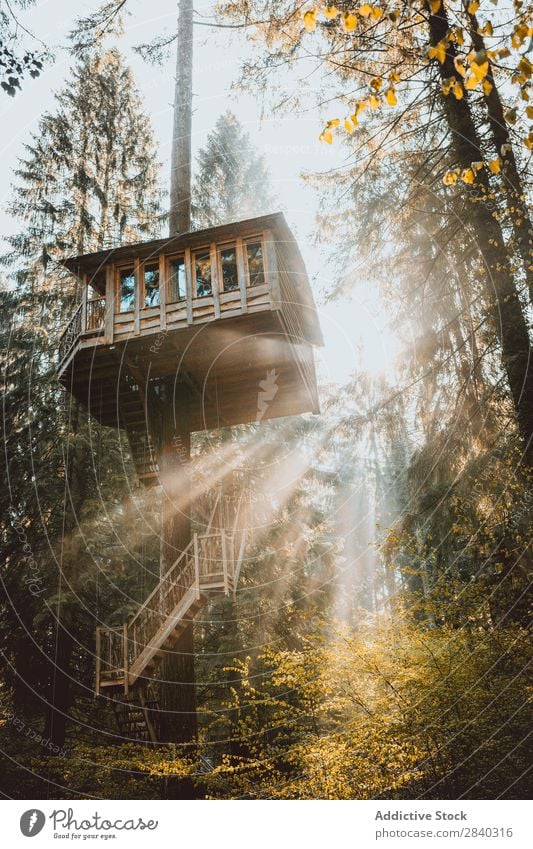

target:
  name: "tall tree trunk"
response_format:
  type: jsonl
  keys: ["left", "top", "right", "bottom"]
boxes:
{"left": 169, "top": 0, "right": 193, "bottom": 235}
{"left": 464, "top": 4, "right": 533, "bottom": 296}
{"left": 154, "top": 379, "right": 197, "bottom": 744}
{"left": 430, "top": 5, "right": 533, "bottom": 467}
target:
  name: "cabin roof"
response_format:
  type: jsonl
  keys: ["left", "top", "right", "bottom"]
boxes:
{"left": 60, "top": 211, "right": 323, "bottom": 346}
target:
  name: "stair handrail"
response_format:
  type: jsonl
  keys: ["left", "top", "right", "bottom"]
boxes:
{"left": 128, "top": 537, "right": 195, "bottom": 631}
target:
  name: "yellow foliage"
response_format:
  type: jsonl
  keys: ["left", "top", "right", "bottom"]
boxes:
{"left": 358, "top": 4, "right": 373, "bottom": 17}
{"left": 488, "top": 158, "right": 501, "bottom": 173}
{"left": 319, "top": 129, "right": 333, "bottom": 144}
{"left": 303, "top": 9, "right": 317, "bottom": 32}
{"left": 343, "top": 12, "right": 358, "bottom": 31}
{"left": 461, "top": 168, "right": 475, "bottom": 184}
{"left": 323, "top": 5, "right": 338, "bottom": 18}
{"left": 386, "top": 88, "right": 397, "bottom": 106}
{"left": 428, "top": 40, "right": 447, "bottom": 64}
{"left": 453, "top": 81, "right": 464, "bottom": 99}
{"left": 467, "top": 0, "right": 479, "bottom": 13}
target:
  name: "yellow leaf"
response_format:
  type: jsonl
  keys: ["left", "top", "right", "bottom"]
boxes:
{"left": 505, "top": 107, "right": 517, "bottom": 124}
{"left": 443, "top": 169, "right": 459, "bottom": 185}
{"left": 343, "top": 12, "right": 358, "bottom": 30}
{"left": 429, "top": 0, "right": 441, "bottom": 12}
{"left": 470, "top": 59, "right": 489, "bottom": 81}
{"left": 455, "top": 27, "right": 465, "bottom": 46}
{"left": 472, "top": 161, "right": 484, "bottom": 171}
{"left": 468, "top": 0, "right": 479, "bottom": 13}
{"left": 461, "top": 168, "right": 475, "bottom": 184}
{"left": 389, "top": 71, "right": 401, "bottom": 83}
{"left": 319, "top": 129, "right": 333, "bottom": 144}
{"left": 488, "top": 158, "right": 501, "bottom": 173}
{"left": 464, "top": 74, "right": 479, "bottom": 89}
{"left": 371, "top": 7, "right": 383, "bottom": 20}
{"left": 304, "top": 10, "right": 317, "bottom": 32}
{"left": 482, "top": 79, "right": 493, "bottom": 95}
{"left": 323, "top": 5, "right": 338, "bottom": 18}
{"left": 326, "top": 118, "right": 341, "bottom": 128}
{"left": 369, "top": 95, "right": 380, "bottom": 109}
{"left": 344, "top": 118, "right": 355, "bottom": 133}
{"left": 386, "top": 88, "right": 397, "bottom": 106}
{"left": 526, "top": 105, "right": 533, "bottom": 119}
{"left": 370, "top": 76, "right": 383, "bottom": 91}
{"left": 353, "top": 102, "right": 366, "bottom": 118}
{"left": 480, "top": 21, "right": 493, "bottom": 37}
{"left": 358, "top": 4, "right": 373, "bottom": 17}
{"left": 453, "top": 81, "right": 464, "bottom": 99}
{"left": 454, "top": 57, "right": 467, "bottom": 77}
{"left": 428, "top": 41, "right": 447, "bottom": 64}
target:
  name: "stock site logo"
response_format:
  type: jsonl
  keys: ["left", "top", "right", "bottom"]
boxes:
{"left": 20, "top": 810, "right": 46, "bottom": 837}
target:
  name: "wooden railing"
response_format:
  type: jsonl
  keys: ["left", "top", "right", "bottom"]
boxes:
{"left": 96, "top": 521, "right": 247, "bottom": 693}
{"left": 58, "top": 296, "right": 106, "bottom": 367}
{"left": 86, "top": 296, "right": 106, "bottom": 332}
{"left": 58, "top": 302, "right": 82, "bottom": 364}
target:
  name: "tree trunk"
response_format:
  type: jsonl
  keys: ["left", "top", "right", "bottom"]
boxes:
{"left": 153, "top": 379, "right": 197, "bottom": 744}
{"left": 431, "top": 5, "right": 533, "bottom": 467}
{"left": 169, "top": 0, "right": 193, "bottom": 235}
{"left": 464, "top": 4, "right": 533, "bottom": 296}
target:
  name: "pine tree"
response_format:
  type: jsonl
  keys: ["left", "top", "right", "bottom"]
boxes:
{"left": 192, "top": 111, "right": 275, "bottom": 229}
{"left": 0, "top": 47, "right": 162, "bottom": 751}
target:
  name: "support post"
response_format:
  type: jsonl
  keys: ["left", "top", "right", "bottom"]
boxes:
{"left": 95, "top": 627, "right": 101, "bottom": 697}
{"left": 151, "top": 379, "right": 197, "bottom": 744}
{"left": 123, "top": 623, "right": 129, "bottom": 697}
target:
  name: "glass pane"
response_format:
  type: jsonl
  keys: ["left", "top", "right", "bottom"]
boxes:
{"left": 195, "top": 252, "right": 212, "bottom": 297}
{"left": 246, "top": 242, "right": 264, "bottom": 287}
{"left": 220, "top": 246, "right": 239, "bottom": 292}
{"left": 169, "top": 258, "right": 186, "bottom": 302}
{"left": 119, "top": 268, "right": 135, "bottom": 312}
{"left": 144, "top": 264, "right": 160, "bottom": 307}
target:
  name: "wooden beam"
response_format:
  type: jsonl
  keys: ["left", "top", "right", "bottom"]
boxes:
{"left": 159, "top": 254, "right": 167, "bottom": 331}
{"left": 81, "top": 273, "right": 88, "bottom": 333}
{"left": 134, "top": 258, "right": 141, "bottom": 336}
{"left": 263, "top": 229, "right": 281, "bottom": 310}
{"left": 236, "top": 237, "right": 248, "bottom": 314}
{"left": 95, "top": 627, "right": 101, "bottom": 696}
{"left": 184, "top": 247, "right": 193, "bottom": 325}
{"left": 105, "top": 266, "right": 115, "bottom": 344}
{"left": 211, "top": 243, "right": 221, "bottom": 319}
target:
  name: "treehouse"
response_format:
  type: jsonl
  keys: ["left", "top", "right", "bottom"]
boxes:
{"left": 57, "top": 213, "right": 323, "bottom": 739}
{"left": 58, "top": 212, "right": 323, "bottom": 486}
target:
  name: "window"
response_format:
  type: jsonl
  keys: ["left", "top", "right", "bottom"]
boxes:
{"left": 168, "top": 257, "right": 186, "bottom": 302}
{"left": 195, "top": 251, "right": 212, "bottom": 297}
{"left": 246, "top": 242, "right": 265, "bottom": 287}
{"left": 144, "top": 263, "right": 160, "bottom": 308}
{"left": 118, "top": 267, "right": 135, "bottom": 312}
{"left": 219, "top": 245, "right": 239, "bottom": 293}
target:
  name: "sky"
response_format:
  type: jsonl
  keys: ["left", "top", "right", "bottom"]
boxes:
{"left": 0, "top": 0, "right": 400, "bottom": 385}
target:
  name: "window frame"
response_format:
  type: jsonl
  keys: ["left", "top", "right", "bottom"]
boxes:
{"left": 216, "top": 241, "right": 240, "bottom": 295}
{"left": 243, "top": 236, "right": 266, "bottom": 289}
{"left": 142, "top": 259, "right": 161, "bottom": 310}
{"left": 166, "top": 254, "right": 188, "bottom": 304}
{"left": 192, "top": 247, "right": 213, "bottom": 298}
{"left": 115, "top": 263, "right": 136, "bottom": 314}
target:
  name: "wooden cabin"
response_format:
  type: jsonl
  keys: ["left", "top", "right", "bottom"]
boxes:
{"left": 58, "top": 212, "right": 323, "bottom": 484}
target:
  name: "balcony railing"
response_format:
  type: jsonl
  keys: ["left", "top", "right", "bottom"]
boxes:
{"left": 58, "top": 297, "right": 106, "bottom": 366}
{"left": 58, "top": 302, "right": 82, "bottom": 364}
